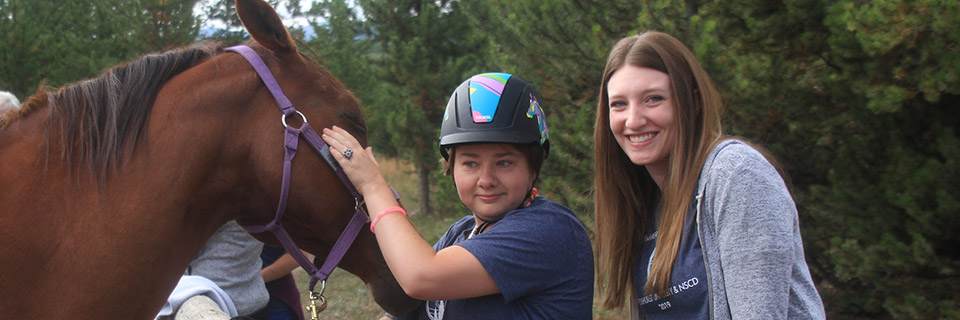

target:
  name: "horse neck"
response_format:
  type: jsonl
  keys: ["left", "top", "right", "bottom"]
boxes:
{"left": 0, "top": 56, "right": 271, "bottom": 319}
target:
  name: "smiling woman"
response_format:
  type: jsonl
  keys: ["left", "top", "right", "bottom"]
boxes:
{"left": 592, "top": 31, "right": 825, "bottom": 320}
{"left": 606, "top": 64, "right": 677, "bottom": 187}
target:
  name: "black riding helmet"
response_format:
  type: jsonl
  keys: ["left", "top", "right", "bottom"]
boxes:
{"left": 438, "top": 72, "right": 550, "bottom": 160}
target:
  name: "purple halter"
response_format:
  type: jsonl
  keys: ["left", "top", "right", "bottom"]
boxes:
{"left": 223, "top": 45, "right": 374, "bottom": 309}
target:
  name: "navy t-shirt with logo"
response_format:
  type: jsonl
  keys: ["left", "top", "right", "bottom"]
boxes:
{"left": 398, "top": 197, "right": 594, "bottom": 319}
{"left": 634, "top": 202, "right": 710, "bottom": 319}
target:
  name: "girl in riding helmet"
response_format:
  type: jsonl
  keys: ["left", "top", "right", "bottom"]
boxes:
{"left": 322, "top": 72, "right": 593, "bottom": 319}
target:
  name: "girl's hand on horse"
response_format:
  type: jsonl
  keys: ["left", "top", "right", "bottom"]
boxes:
{"left": 322, "top": 126, "right": 388, "bottom": 196}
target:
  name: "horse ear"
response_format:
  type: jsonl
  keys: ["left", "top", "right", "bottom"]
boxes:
{"left": 235, "top": 0, "right": 296, "bottom": 54}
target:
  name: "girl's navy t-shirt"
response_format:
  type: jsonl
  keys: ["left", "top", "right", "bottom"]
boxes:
{"left": 400, "top": 197, "right": 594, "bottom": 319}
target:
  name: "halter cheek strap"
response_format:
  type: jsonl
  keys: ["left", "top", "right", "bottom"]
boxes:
{"left": 224, "top": 45, "right": 370, "bottom": 294}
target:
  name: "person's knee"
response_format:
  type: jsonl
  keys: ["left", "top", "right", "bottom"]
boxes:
{"left": 174, "top": 295, "right": 231, "bottom": 320}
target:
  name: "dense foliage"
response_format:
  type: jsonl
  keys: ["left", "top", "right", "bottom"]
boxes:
{"left": 0, "top": 0, "right": 200, "bottom": 98}
{"left": 700, "top": 1, "right": 960, "bottom": 318}
{"left": 3, "top": 0, "right": 956, "bottom": 318}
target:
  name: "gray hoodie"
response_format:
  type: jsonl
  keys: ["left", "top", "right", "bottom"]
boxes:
{"left": 634, "top": 140, "right": 826, "bottom": 319}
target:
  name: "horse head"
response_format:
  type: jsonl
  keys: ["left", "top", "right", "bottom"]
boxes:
{"left": 224, "top": 0, "right": 419, "bottom": 315}
{"left": 150, "top": 0, "right": 418, "bottom": 316}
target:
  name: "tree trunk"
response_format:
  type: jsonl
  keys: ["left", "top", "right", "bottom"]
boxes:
{"left": 684, "top": 0, "right": 698, "bottom": 20}
{"left": 417, "top": 161, "right": 432, "bottom": 216}
{"left": 683, "top": 0, "right": 699, "bottom": 42}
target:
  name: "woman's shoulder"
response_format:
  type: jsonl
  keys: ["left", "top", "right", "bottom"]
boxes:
{"left": 699, "top": 139, "right": 787, "bottom": 195}
{"left": 700, "top": 139, "right": 793, "bottom": 209}
{"left": 705, "top": 139, "right": 778, "bottom": 177}
{"left": 710, "top": 139, "right": 768, "bottom": 166}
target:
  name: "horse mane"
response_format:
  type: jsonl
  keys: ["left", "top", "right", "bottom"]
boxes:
{"left": 14, "top": 41, "right": 224, "bottom": 180}
{"left": 3, "top": 39, "right": 368, "bottom": 182}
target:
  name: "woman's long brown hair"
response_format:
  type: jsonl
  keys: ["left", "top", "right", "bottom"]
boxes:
{"left": 594, "top": 31, "right": 723, "bottom": 310}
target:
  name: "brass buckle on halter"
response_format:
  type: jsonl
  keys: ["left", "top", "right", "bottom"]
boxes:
{"left": 306, "top": 280, "right": 327, "bottom": 320}
{"left": 355, "top": 198, "right": 369, "bottom": 220}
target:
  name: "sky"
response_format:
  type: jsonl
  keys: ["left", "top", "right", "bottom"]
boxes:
{"left": 193, "top": 0, "right": 316, "bottom": 31}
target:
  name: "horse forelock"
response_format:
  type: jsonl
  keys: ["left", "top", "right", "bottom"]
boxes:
{"left": 37, "top": 41, "right": 223, "bottom": 181}
{"left": 338, "top": 108, "right": 368, "bottom": 143}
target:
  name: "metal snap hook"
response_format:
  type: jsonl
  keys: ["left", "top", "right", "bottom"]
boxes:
{"left": 306, "top": 280, "right": 328, "bottom": 320}
{"left": 316, "top": 279, "right": 326, "bottom": 297}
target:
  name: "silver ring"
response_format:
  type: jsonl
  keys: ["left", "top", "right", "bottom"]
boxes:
{"left": 281, "top": 110, "right": 307, "bottom": 128}
{"left": 342, "top": 148, "right": 353, "bottom": 159}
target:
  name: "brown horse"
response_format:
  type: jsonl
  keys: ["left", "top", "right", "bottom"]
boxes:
{"left": 0, "top": 0, "right": 417, "bottom": 318}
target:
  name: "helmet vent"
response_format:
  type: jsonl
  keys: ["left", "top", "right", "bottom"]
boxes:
{"left": 468, "top": 73, "right": 512, "bottom": 123}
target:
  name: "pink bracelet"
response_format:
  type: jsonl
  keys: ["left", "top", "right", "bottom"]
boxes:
{"left": 370, "top": 206, "right": 407, "bottom": 233}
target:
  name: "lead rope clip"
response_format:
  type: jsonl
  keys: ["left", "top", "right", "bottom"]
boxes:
{"left": 306, "top": 280, "right": 327, "bottom": 320}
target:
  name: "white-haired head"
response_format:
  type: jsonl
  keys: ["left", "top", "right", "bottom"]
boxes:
{"left": 0, "top": 91, "right": 20, "bottom": 114}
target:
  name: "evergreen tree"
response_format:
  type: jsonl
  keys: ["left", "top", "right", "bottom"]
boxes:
{"left": 461, "top": 0, "right": 649, "bottom": 219}
{"left": 195, "top": 0, "right": 296, "bottom": 43}
{"left": 306, "top": 0, "right": 380, "bottom": 135}
{"left": 307, "top": 1, "right": 370, "bottom": 80}
{"left": 0, "top": 0, "right": 200, "bottom": 98}
{"left": 694, "top": 1, "right": 960, "bottom": 318}
{"left": 133, "top": 0, "right": 201, "bottom": 52}
{"left": 355, "top": 0, "right": 487, "bottom": 216}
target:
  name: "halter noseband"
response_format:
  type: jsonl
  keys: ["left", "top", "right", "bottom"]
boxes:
{"left": 224, "top": 45, "right": 379, "bottom": 316}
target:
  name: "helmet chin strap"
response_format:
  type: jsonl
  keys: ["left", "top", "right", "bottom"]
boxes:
{"left": 522, "top": 186, "right": 538, "bottom": 208}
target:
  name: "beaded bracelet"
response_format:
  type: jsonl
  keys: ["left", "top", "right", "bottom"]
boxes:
{"left": 370, "top": 206, "right": 407, "bottom": 233}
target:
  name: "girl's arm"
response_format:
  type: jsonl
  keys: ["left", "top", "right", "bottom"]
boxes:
{"left": 322, "top": 126, "right": 499, "bottom": 300}
{"left": 260, "top": 250, "right": 310, "bottom": 283}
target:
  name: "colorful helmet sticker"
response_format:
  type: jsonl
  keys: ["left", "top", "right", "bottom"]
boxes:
{"left": 527, "top": 93, "right": 549, "bottom": 145}
{"left": 469, "top": 73, "right": 512, "bottom": 123}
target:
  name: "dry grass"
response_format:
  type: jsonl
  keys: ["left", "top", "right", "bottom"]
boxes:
{"left": 293, "top": 268, "right": 383, "bottom": 319}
